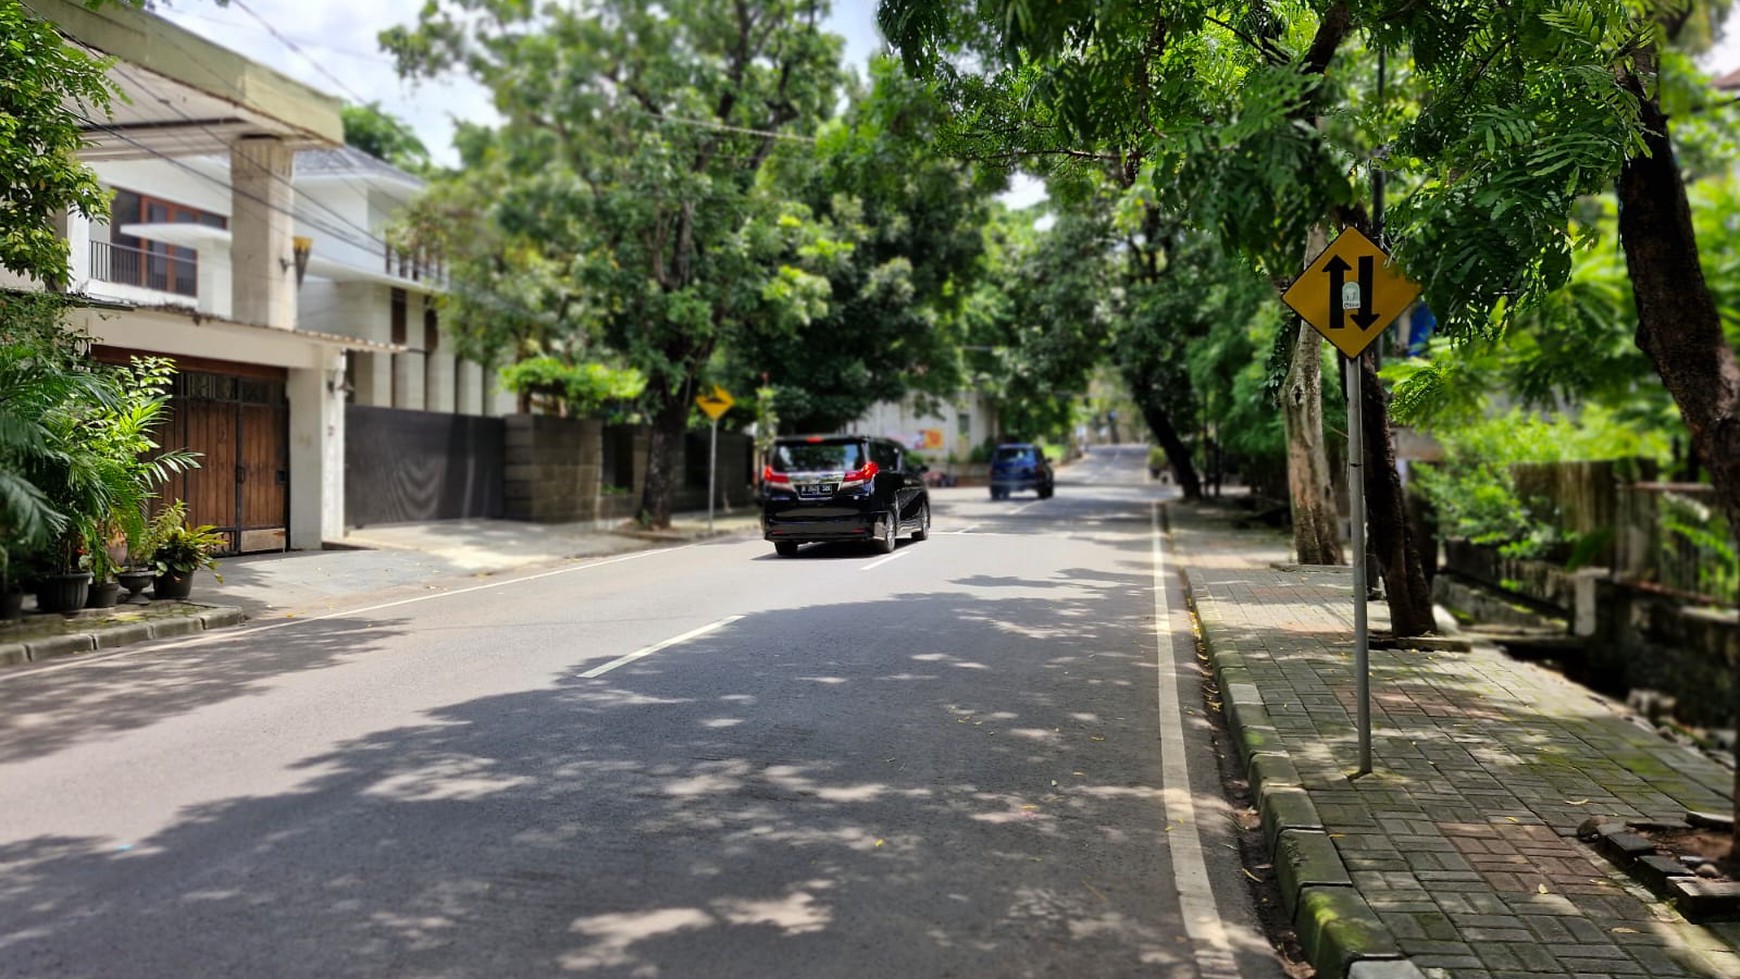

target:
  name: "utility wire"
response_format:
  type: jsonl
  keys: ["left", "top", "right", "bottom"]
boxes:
{"left": 103, "top": 57, "right": 399, "bottom": 258}
{"left": 227, "top": 0, "right": 376, "bottom": 108}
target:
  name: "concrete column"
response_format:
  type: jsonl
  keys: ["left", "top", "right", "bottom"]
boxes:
{"left": 230, "top": 136, "right": 297, "bottom": 329}
{"left": 352, "top": 351, "right": 391, "bottom": 408}
{"left": 425, "top": 349, "right": 457, "bottom": 413}
{"left": 456, "top": 359, "right": 484, "bottom": 416}
{"left": 486, "top": 366, "right": 517, "bottom": 417}
{"left": 65, "top": 210, "right": 88, "bottom": 284}
{"left": 287, "top": 350, "right": 346, "bottom": 549}
{"left": 195, "top": 244, "right": 232, "bottom": 319}
{"left": 394, "top": 352, "right": 427, "bottom": 410}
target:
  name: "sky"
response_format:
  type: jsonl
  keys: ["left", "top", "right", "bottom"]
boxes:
{"left": 153, "top": 0, "right": 1740, "bottom": 209}
{"left": 154, "top": 0, "right": 887, "bottom": 169}
{"left": 153, "top": 0, "right": 1050, "bottom": 207}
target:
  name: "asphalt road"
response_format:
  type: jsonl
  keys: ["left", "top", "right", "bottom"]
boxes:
{"left": 0, "top": 446, "right": 1285, "bottom": 979}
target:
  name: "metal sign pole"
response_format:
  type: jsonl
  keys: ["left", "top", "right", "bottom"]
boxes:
{"left": 708, "top": 418, "right": 718, "bottom": 533}
{"left": 1347, "top": 354, "right": 1371, "bottom": 775}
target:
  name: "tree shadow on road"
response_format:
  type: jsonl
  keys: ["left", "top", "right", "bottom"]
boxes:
{"left": 0, "top": 574, "right": 1281, "bottom": 978}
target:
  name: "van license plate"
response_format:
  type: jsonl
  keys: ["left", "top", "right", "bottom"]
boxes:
{"left": 798, "top": 483, "right": 836, "bottom": 497}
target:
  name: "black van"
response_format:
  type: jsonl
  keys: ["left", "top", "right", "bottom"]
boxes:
{"left": 761, "top": 435, "right": 931, "bottom": 557}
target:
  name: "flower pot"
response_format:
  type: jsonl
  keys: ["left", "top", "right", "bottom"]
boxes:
{"left": 117, "top": 570, "right": 155, "bottom": 605}
{"left": 153, "top": 571, "right": 194, "bottom": 601}
{"left": 1, "top": 590, "right": 21, "bottom": 620}
{"left": 36, "top": 572, "right": 93, "bottom": 614}
{"left": 85, "top": 580, "right": 122, "bottom": 609}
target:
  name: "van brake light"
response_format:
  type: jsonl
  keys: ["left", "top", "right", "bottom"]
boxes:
{"left": 840, "top": 460, "right": 879, "bottom": 488}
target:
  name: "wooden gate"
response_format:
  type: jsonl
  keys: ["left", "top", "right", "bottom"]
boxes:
{"left": 169, "top": 369, "right": 289, "bottom": 555}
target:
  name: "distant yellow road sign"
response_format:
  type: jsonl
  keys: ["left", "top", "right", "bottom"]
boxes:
{"left": 1281, "top": 227, "right": 1421, "bottom": 359}
{"left": 695, "top": 385, "right": 735, "bottom": 420}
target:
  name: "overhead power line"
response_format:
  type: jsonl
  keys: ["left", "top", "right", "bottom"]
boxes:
{"left": 227, "top": 0, "right": 376, "bottom": 108}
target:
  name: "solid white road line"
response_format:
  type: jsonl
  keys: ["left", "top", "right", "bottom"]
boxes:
{"left": 1150, "top": 501, "right": 1239, "bottom": 978}
{"left": 578, "top": 615, "right": 743, "bottom": 678}
{"left": 860, "top": 550, "right": 911, "bottom": 571}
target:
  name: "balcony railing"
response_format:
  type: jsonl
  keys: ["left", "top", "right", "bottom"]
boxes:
{"left": 89, "top": 239, "right": 197, "bottom": 297}
{"left": 385, "top": 243, "right": 445, "bottom": 287}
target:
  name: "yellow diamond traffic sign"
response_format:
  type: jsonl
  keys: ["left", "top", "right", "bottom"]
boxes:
{"left": 1281, "top": 227, "right": 1421, "bottom": 359}
{"left": 695, "top": 384, "right": 734, "bottom": 420}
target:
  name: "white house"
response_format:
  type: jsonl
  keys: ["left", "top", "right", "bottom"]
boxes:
{"left": 15, "top": 0, "right": 501, "bottom": 552}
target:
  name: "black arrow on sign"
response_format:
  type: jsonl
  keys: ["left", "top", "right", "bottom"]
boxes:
{"left": 1352, "top": 256, "right": 1381, "bottom": 329}
{"left": 1324, "top": 256, "right": 1350, "bottom": 329}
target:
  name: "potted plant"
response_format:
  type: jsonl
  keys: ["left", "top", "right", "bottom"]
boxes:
{"left": 147, "top": 501, "right": 225, "bottom": 601}
{"left": 0, "top": 548, "right": 24, "bottom": 620}
{"left": 80, "top": 516, "right": 128, "bottom": 609}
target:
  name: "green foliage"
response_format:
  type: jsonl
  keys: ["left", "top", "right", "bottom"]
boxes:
{"left": 0, "top": 296, "right": 199, "bottom": 583}
{"left": 752, "top": 385, "right": 779, "bottom": 469}
{"left": 497, "top": 358, "right": 646, "bottom": 420}
{"left": 145, "top": 500, "right": 225, "bottom": 582}
{"left": 385, "top": 0, "right": 854, "bottom": 524}
{"left": 1412, "top": 406, "right": 1668, "bottom": 559}
{"left": 0, "top": 1, "right": 116, "bottom": 287}
{"left": 1659, "top": 493, "right": 1738, "bottom": 604}
{"left": 728, "top": 60, "right": 992, "bottom": 432}
{"left": 342, "top": 101, "right": 432, "bottom": 174}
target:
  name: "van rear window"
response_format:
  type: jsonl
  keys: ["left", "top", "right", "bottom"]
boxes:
{"left": 772, "top": 441, "right": 865, "bottom": 473}
{"left": 994, "top": 446, "right": 1034, "bottom": 462}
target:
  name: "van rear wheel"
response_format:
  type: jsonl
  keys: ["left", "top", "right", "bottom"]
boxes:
{"left": 774, "top": 541, "right": 799, "bottom": 557}
{"left": 875, "top": 512, "right": 897, "bottom": 554}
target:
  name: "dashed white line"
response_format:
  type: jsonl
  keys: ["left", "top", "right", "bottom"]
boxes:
{"left": 860, "top": 550, "right": 912, "bottom": 571}
{"left": 578, "top": 615, "right": 743, "bottom": 678}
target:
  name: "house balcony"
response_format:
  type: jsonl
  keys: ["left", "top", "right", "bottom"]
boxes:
{"left": 88, "top": 239, "right": 198, "bottom": 298}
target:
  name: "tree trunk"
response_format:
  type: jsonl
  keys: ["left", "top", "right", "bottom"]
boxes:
{"left": 1282, "top": 317, "right": 1343, "bottom": 565}
{"left": 1282, "top": 225, "right": 1343, "bottom": 565}
{"left": 1614, "top": 86, "right": 1740, "bottom": 837}
{"left": 1358, "top": 350, "right": 1436, "bottom": 636}
{"left": 1138, "top": 401, "right": 1203, "bottom": 501}
{"left": 635, "top": 388, "right": 693, "bottom": 529}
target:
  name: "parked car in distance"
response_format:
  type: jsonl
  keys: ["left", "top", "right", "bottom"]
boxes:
{"left": 989, "top": 443, "right": 1054, "bottom": 500}
{"left": 761, "top": 435, "right": 931, "bottom": 557}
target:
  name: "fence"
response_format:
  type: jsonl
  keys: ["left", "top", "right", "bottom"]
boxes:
{"left": 89, "top": 239, "right": 197, "bottom": 297}
{"left": 1616, "top": 483, "right": 1736, "bottom": 607}
{"left": 1503, "top": 460, "right": 1734, "bottom": 608}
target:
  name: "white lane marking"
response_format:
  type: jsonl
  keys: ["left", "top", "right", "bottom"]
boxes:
{"left": 1150, "top": 501, "right": 1239, "bottom": 978}
{"left": 1010, "top": 500, "right": 1043, "bottom": 515}
{"left": 3, "top": 545, "right": 689, "bottom": 679}
{"left": 578, "top": 615, "right": 743, "bottom": 678}
{"left": 954, "top": 523, "right": 981, "bottom": 535}
{"left": 860, "top": 550, "right": 911, "bottom": 571}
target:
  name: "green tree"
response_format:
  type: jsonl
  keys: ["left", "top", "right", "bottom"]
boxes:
{"left": 341, "top": 101, "right": 431, "bottom": 174}
{"left": 879, "top": 0, "right": 1357, "bottom": 563}
{"left": 384, "top": 0, "right": 844, "bottom": 528}
{"left": 1, "top": 0, "right": 116, "bottom": 287}
{"left": 726, "top": 60, "right": 992, "bottom": 432}
{"left": 960, "top": 206, "right": 1108, "bottom": 448}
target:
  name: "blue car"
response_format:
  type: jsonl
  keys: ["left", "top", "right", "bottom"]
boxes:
{"left": 989, "top": 443, "right": 1054, "bottom": 500}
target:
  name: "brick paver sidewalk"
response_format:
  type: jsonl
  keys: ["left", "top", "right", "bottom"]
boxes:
{"left": 1166, "top": 501, "right": 1740, "bottom": 979}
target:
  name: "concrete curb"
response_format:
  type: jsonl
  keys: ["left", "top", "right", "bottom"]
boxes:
{"left": 1585, "top": 820, "right": 1740, "bottom": 922}
{"left": 1178, "top": 558, "right": 1408, "bottom": 979}
{"left": 0, "top": 604, "right": 246, "bottom": 667}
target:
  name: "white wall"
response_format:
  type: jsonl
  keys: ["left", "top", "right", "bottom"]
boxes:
{"left": 852, "top": 392, "right": 998, "bottom": 463}
{"left": 287, "top": 349, "right": 347, "bottom": 549}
